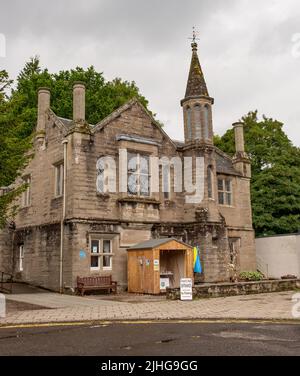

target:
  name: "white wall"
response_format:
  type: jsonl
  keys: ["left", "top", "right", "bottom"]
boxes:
{"left": 256, "top": 234, "right": 300, "bottom": 278}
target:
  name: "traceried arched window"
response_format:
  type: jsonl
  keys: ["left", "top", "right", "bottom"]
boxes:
{"left": 194, "top": 104, "right": 201, "bottom": 139}
{"left": 204, "top": 105, "right": 210, "bottom": 139}
{"left": 96, "top": 157, "right": 116, "bottom": 194}
{"left": 207, "top": 166, "right": 213, "bottom": 199}
{"left": 186, "top": 106, "right": 192, "bottom": 140}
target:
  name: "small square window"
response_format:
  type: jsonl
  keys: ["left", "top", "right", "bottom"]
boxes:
{"left": 91, "top": 240, "right": 99, "bottom": 254}
{"left": 103, "top": 255, "right": 112, "bottom": 269}
{"left": 218, "top": 179, "right": 224, "bottom": 191}
{"left": 218, "top": 178, "right": 232, "bottom": 206}
{"left": 225, "top": 180, "right": 231, "bottom": 192}
{"left": 103, "top": 240, "right": 111, "bottom": 254}
{"left": 103, "top": 240, "right": 112, "bottom": 270}
{"left": 218, "top": 192, "right": 224, "bottom": 205}
{"left": 90, "top": 239, "right": 113, "bottom": 271}
{"left": 226, "top": 192, "right": 232, "bottom": 206}
{"left": 91, "top": 255, "right": 99, "bottom": 269}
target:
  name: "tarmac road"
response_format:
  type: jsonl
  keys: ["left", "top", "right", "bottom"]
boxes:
{"left": 0, "top": 321, "right": 300, "bottom": 356}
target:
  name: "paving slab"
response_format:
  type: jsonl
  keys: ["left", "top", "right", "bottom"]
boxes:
{"left": 1, "top": 290, "right": 299, "bottom": 325}
{"left": 6, "top": 293, "right": 128, "bottom": 309}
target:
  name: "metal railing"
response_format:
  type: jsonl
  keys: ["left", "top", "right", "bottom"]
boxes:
{"left": 0, "top": 271, "right": 13, "bottom": 294}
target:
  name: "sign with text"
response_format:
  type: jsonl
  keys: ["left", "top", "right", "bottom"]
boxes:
{"left": 180, "top": 278, "right": 193, "bottom": 301}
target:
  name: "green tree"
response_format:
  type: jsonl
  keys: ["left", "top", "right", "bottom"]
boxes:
{"left": 215, "top": 111, "right": 300, "bottom": 236}
{"left": 0, "top": 70, "right": 32, "bottom": 228}
{"left": 0, "top": 57, "right": 155, "bottom": 228}
{"left": 13, "top": 58, "right": 150, "bottom": 131}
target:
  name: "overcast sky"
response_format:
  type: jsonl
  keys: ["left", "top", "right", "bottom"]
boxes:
{"left": 1, "top": 0, "right": 300, "bottom": 146}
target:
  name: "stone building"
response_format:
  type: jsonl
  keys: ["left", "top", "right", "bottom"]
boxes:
{"left": 0, "top": 42, "right": 256, "bottom": 292}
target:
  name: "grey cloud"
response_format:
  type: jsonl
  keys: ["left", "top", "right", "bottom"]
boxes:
{"left": 0, "top": 0, "right": 299, "bottom": 146}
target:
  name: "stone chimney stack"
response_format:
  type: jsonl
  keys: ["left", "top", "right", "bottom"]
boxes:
{"left": 232, "top": 121, "right": 251, "bottom": 178}
{"left": 73, "top": 82, "right": 85, "bottom": 122}
{"left": 37, "top": 87, "right": 50, "bottom": 137}
{"left": 232, "top": 122, "right": 245, "bottom": 153}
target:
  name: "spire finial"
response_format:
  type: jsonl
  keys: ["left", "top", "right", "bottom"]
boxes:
{"left": 183, "top": 28, "right": 210, "bottom": 99}
{"left": 189, "top": 27, "right": 199, "bottom": 50}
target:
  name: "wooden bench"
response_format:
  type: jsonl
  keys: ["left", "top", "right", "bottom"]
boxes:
{"left": 76, "top": 276, "right": 117, "bottom": 296}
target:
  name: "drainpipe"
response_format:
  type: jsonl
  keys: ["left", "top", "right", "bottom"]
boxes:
{"left": 60, "top": 139, "right": 68, "bottom": 294}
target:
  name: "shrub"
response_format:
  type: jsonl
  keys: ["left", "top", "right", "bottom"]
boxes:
{"left": 239, "top": 271, "right": 264, "bottom": 281}
{"left": 281, "top": 275, "right": 297, "bottom": 280}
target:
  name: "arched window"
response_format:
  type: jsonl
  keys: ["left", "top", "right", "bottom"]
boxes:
{"left": 204, "top": 105, "right": 210, "bottom": 139}
{"left": 96, "top": 157, "right": 116, "bottom": 194}
{"left": 186, "top": 106, "right": 192, "bottom": 140}
{"left": 207, "top": 166, "right": 213, "bottom": 199}
{"left": 194, "top": 104, "right": 201, "bottom": 139}
{"left": 96, "top": 158, "right": 105, "bottom": 193}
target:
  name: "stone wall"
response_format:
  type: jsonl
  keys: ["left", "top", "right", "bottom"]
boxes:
{"left": 72, "top": 102, "right": 185, "bottom": 223}
{"left": 166, "top": 279, "right": 300, "bottom": 300}
{"left": 228, "top": 228, "right": 256, "bottom": 273}
{"left": 0, "top": 94, "right": 256, "bottom": 290}
{"left": 13, "top": 115, "right": 65, "bottom": 229}
{"left": 256, "top": 234, "right": 300, "bottom": 278}
{"left": 12, "top": 224, "right": 62, "bottom": 291}
{"left": 0, "top": 226, "right": 13, "bottom": 274}
{"left": 152, "top": 220, "right": 230, "bottom": 283}
{"left": 64, "top": 220, "right": 152, "bottom": 291}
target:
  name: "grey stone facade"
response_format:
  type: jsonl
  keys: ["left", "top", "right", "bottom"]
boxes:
{"left": 0, "top": 42, "right": 256, "bottom": 292}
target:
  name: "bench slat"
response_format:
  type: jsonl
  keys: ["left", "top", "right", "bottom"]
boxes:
{"left": 76, "top": 275, "right": 117, "bottom": 296}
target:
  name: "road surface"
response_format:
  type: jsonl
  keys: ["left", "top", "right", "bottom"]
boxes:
{"left": 0, "top": 321, "right": 299, "bottom": 356}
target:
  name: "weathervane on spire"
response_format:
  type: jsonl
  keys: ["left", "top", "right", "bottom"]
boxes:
{"left": 189, "top": 27, "right": 200, "bottom": 44}
{"left": 188, "top": 27, "right": 200, "bottom": 51}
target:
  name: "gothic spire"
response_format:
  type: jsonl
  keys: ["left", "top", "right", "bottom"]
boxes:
{"left": 184, "top": 42, "right": 209, "bottom": 99}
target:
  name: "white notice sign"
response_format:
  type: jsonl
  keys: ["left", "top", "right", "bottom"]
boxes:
{"left": 180, "top": 278, "right": 193, "bottom": 301}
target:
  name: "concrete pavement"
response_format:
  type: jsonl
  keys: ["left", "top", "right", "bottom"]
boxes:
{"left": 1, "top": 286, "right": 299, "bottom": 325}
